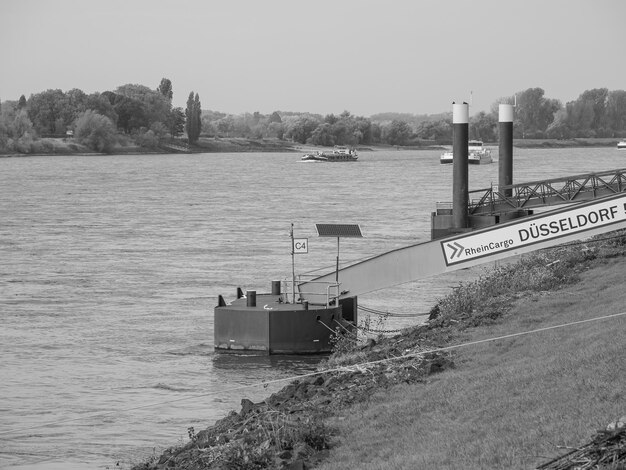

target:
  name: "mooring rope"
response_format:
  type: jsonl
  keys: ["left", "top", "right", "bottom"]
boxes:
{"left": 355, "top": 323, "right": 404, "bottom": 334}
{"left": 359, "top": 305, "right": 429, "bottom": 318}
{"left": 316, "top": 319, "right": 336, "bottom": 334}
{"left": 333, "top": 319, "right": 358, "bottom": 338}
{"left": 1, "top": 310, "right": 625, "bottom": 438}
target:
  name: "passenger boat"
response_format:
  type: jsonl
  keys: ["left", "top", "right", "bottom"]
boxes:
{"left": 617, "top": 140, "right": 626, "bottom": 149}
{"left": 439, "top": 140, "right": 493, "bottom": 164}
{"left": 301, "top": 146, "right": 358, "bottom": 162}
{"left": 440, "top": 151, "right": 453, "bottom": 164}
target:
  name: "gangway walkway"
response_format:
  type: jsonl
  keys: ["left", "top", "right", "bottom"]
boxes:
{"left": 468, "top": 168, "right": 626, "bottom": 215}
{"left": 299, "top": 192, "right": 626, "bottom": 304}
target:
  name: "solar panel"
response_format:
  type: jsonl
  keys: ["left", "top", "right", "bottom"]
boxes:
{"left": 315, "top": 224, "right": 363, "bottom": 238}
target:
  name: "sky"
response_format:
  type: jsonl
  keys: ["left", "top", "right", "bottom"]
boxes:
{"left": 1, "top": 0, "right": 625, "bottom": 117}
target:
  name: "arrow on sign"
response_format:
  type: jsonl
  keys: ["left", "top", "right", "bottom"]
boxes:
{"left": 447, "top": 241, "right": 465, "bottom": 259}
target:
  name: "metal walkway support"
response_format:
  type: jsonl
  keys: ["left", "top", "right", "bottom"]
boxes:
{"left": 469, "top": 168, "right": 626, "bottom": 216}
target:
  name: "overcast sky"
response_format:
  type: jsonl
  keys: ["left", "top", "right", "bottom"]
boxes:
{"left": 1, "top": 0, "right": 625, "bottom": 117}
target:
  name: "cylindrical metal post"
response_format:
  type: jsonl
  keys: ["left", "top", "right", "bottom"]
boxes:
{"left": 335, "top": 237, "right": 340, "bottom": 283}
{"left": 290, "top": 223, "right": 295, "bottom": 304}
{"left": 452, "top": 103, "right": 469, "bottom": 230}
{"left": 246, "top": 290, "right": 256, "bottom": 307}
{"left": 498, "top": 104, "right": 514, "bottom": 197}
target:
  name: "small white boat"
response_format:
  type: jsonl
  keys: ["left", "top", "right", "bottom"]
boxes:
{"left": 301, "top": 146, "right": 358, "bottom": 162}
{"left": 440, "top": 140, "right": 493, "bottom": 164}
{"left": 468, "top": 140, "right": 493, "bottom": 164}
{"left": 440, "top": 151, "right": 453, "bottom": 164}
{"left": 617, "top": 140, "right": 626, "bottom": 149}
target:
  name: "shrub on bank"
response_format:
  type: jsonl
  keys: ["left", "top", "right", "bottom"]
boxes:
{"left": 428, "top": 231, "right": 626, "bottom": 330}
{"left": 74, "top": 110, "right": 118, "bottom": 153}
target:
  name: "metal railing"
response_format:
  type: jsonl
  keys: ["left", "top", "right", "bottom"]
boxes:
{"left": 463, "top": 168, "right": 626, "bottom": 215}
{"left": 280, "top": 279, "right": 341, "bottom": 308}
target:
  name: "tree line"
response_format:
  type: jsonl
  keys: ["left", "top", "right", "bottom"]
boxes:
{"left": 0, "top": 78, "right": 199, "bottom": 153}
{"left": 1, "top": 79, "right": 625, "bottom": 154}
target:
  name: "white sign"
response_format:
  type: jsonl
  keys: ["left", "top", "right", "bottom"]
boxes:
{"left": 293, "top": 238, "right": 309, "bottom": 254}
{"left": 441, "top": 193, "right": 626, "bottom": 266}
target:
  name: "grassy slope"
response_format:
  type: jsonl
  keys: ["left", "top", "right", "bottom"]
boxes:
{"left": 317, "top": 257, "right": 626, "bottom": 470}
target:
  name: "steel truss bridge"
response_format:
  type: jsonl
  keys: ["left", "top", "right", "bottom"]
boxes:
{"left": 469, "top": 168, "right": 626, "bottom": 216}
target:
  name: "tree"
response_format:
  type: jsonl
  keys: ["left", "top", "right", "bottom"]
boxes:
{"left": 267, "top": 121, "right": 284, "bottom": 139}
{"left": 85, "top": 92, "right": 118, "bottom": 124}
{"left": 74, "top": 110, "right": 117, "bottom": 153}
{"left": 168, "top": 107, "right": 186, "bottom": 137}
{"left": 17, "top": 95, "right": 27, "bottom": 110}
{"left": 62, "top": 88, "right": 88, "bottom": 128}
{"left": 354, "top": 117, "right": 373, "bottom": 144}
{"left": 565, "top": 99, "right": 596, "bottom": 137}
{"left": 513, "top": 88, "right": 560, "bottom": 138}
{"left": 383, "top": 120, "right": 412, "bottom": 145}
{"left": 309, "top": 123, "right": 335, "bottom": 146}
{"left": 27, "top": 89, "right": 69, "bottom": 135}
{"left": 12, "top": 109, "right": 35, "bottom": 139}
{"left": 157, "top": 78, "right": 173, "bottom": 101}
{"left": 185, "top": 92, "right": 201, "bottom": 143}
{"left": 324, "top": 113, "right": 339, "bottom": 125}
{"left": 112, "top": 95, "right": 147, "bottom": 133}
{"left": 579, "top": 88, "right": 609, "bottom": 132}
{"left": 284, "top": 116, "right": 320, "bottom": 144}
{"left": 606, "top": 90, "right": 626, "bottom": 133}
{"left": 115, "top": 84, "right": 171, "bottom": 132}
{"left": 563, "top": 88, "right": 611, "bottom": 137}
{"left": 470, "top": 112, "right": 497, "bottom": 142}
{"left": 546, "top": 109, "right": 571, "bottom": 139}
{"left": 415, "top": 119, "right": 452, "bottom": 143}
{"left": 370, "top": 122, "right": 382, "bottom": 143}
{"left": 216, "top": 116, "right": 234, "bottom": 137}
{"left": 268, "top": 111, "right": 282, "bottom": 124}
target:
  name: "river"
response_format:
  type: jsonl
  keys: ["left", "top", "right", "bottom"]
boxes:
{"left": 0, "top": 146, "right": 623, "bottom": 469}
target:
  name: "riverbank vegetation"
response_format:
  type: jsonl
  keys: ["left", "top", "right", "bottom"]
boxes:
{"left": 130, "top": 230, "right": 626, "bottom": 469}
{"left": 1, "top": 79, "right": 625, "bottom": 155}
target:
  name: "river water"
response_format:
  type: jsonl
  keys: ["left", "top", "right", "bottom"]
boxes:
{"left": 0, "top": 146, "right": 623, "bottom": 469}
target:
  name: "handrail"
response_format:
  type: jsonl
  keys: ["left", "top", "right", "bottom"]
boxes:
{"left": 462, "top": 168, "right": 626, "bottom": 215}
{"left": 280, "top": 279, "right": 341, "bottom": 307}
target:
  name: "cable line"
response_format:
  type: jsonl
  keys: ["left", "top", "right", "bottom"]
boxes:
{"left": 359, "top": 305, "right": 429, "bottom": 318}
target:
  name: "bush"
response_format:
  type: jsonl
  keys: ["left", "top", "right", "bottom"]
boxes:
{"left": 430, "top": 232, "right": 626, "bottom": 330}
{"left": 74, "top": 110, "right": 117, "bottom": 153}
{"left": 134, "top": 129, "right": 159, "bottom": 148}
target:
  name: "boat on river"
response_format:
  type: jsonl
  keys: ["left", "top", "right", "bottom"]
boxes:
{"left": 301, "top": 146, "right": 358, "bottom": 162}
{"left": 618, "top": 140, "right": 626, "bottom": 149}
{"left": 440, "top": 151, "right": 453, "bottom": 164}
{"left": 440, "top": 140, "right": 493, "bottom": 164}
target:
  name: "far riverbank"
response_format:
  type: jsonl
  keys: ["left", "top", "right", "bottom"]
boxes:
{"left": 1, "top": 137, "right": 623, "bottom": 158}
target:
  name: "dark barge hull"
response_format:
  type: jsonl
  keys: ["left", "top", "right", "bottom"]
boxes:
{"left": 214, "top": 291, "right": 357, "bottom": 355}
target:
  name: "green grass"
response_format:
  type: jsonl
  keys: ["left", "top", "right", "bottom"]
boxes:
{"left": 316, "top": 245, "right": 626, "bottom": 469}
